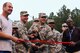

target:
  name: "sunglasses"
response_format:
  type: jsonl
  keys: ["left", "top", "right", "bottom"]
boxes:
{"left": 41, "top": 16, "right": 47, "bottom": 18}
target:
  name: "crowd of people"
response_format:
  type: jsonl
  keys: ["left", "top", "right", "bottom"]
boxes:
{"left": 0, "top": 2, "right": 80, "bottom": 53}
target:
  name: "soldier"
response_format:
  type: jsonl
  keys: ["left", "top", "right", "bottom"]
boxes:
{"left": 28, "top": 18, "right": 42, "bottom": 53}
{"left": 12, "top": 22, "right": 19, "bottom": 38}
{"left": 12, "top": 22, "right": 19, "bottom": 53}
{"left": 39, "top": 13, "right": 54, "bottom": 53}
{"left": 29, "top": 18, "right": 40, "bottom": 33}
{"left": 15, "top": 11, "right": 35, "bottom": 53}
{"left": 29, "top": 13, "right": 53, "bottom": 53}
{"left": 29, "top": 18, "right": 40, "bottom": 41}
{"left": 38, "top": 13, "right": 53, "bottom": 40}
{"left": 47, "top": 19, "right": 62, "bottom": 53}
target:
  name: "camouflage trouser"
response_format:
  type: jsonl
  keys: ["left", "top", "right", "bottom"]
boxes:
{"left": 36, "top": 45, "right": 57, "bottom": 53}
{"left": 37, "top": 45, "right": 49, "bottom": 53}
{"left": 12, "top": 43, "right": 17, "bottom": 53}
{"left": 29, "top": 45, "right": 64, "bottom": 53}
{"left": 29, "top": 45, "right": 49, "bottom": 53}
{"left": 59, "top": 46, "right": 67, "bottom": 53}
{"left": 12, "top": 44, "right": 28, "bottom": 53}
{"left": 49, "top": 45, "right": 65, "bottom": 53}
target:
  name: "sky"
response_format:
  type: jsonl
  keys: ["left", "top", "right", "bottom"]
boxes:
{"left": 0, "top": 0, "right": 80, "bottom": 21}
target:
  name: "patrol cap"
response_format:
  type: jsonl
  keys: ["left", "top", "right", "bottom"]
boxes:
{"left": 20, "top": 11, "right": 29, "bottom": 16}
{"left": 47, "top": 19, "right": 55, "bottom": 24}
{"left": 34, "top": 18, "right": 39, "bottom": 22}
{"left": 39, "top": 13, "right": 47, "bottom": 18}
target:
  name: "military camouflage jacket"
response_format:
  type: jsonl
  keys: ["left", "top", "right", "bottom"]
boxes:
{"left": 29, "top": 23, "right": 53, "bottom": 40}
{"left": 17, "top": 21, "right": 29, "bottom": 40}
{"left": 51, "top": 29, "right": 62, "bottom": 52}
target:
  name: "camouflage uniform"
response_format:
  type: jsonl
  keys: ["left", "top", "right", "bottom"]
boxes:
{"left": 39, "top": 24, "right": 53, "bottom": 40}
{"left": 12, "top": 22, "right": 18, "bottom": 53}
{"left": 12, "top": 21, "right": 28, "bottom": 53}
{"left": 29, "top": 22, "right": 52, "bottom": 40}
{"left": 15, "top": 21, "right": 30, "bottom": 53}
{"left": 29, "top": 22, "right": 40, "bottom": 33}
{"left": 50, "top": 29, "right": 62, "bottom": 53}
{"left": 29, "top": 13, "right": 54, "bottom": 53}
{"left": 47, "top": 19, "right": 62, "bottom": 53}
{"left": 29, "top": 23, "right": 53, "bottom": 53}
{"left": 13, "top": 11, "right": 30, "bottom": 53}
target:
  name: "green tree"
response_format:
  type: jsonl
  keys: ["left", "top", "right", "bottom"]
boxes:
{"left": 57, "top": 5, "right": 71, "bottom": 22}
{"left": 55, "top": 5, "right": 71, "bottom": 32}
{"left": 48, "top": 12, "right": 54, "bottom": 19}
{"left": 27, "top": 20, "right": 33, "bottom": 30}
{"left": 71, "top": 8, "right": 80, "bottom": 27}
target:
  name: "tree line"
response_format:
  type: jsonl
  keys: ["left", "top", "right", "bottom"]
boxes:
{"left": 27, "top": 5, "right": 80, "bottom": 32}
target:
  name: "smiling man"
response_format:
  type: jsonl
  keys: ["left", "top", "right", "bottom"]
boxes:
{"left": 0, "top": 2, "right": 24, "bottom": 53}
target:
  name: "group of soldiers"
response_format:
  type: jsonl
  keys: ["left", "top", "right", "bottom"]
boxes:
{"left": 12, "top": 11, "right": 66, "bottom": 53}
{"left": 1, "top": 2, "right": 80, "bottom": 53}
